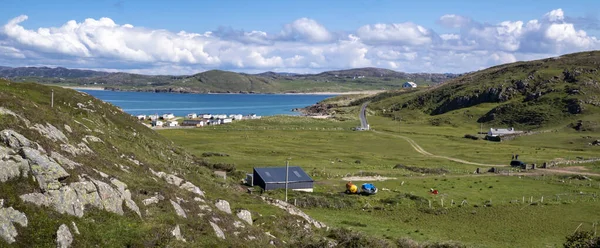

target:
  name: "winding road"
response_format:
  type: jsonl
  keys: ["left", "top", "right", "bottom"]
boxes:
{"left": 358, "top": 102, "right": 600, "bottom": 176}
{"left": 359, "top": 102, "right": 369, "bottom": 130}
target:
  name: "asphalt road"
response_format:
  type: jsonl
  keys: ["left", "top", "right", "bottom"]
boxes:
{"left": 359, "top": 102, "right": 369, "bottom": 129}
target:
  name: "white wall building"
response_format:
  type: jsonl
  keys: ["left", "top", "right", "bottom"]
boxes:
{"left": 162, "top": 113, "right": 175, "bottom": 119}
{"left": 402, "top": 82, "right": 417, "bottom": 88}
{"left": 187, "top": 113, "right": 197, "bottom": 119}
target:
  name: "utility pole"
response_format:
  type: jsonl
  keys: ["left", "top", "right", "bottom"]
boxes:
{"left": 285, "top": 160, "right": 289, "bottom": 202}
{"left": 51, "top": 89, "right": 54, "bottom": 108}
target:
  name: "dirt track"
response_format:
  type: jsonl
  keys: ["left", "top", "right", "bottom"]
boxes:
{"left": 373, "top": 130, "right": 506, "bottom": 167}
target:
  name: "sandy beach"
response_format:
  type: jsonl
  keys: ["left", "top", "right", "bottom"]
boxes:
{"left": 60, "top": 86, "right": 106, "bottom": 91}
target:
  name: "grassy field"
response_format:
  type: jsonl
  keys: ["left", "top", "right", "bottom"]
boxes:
{"left": 158, "top": 111, "right": 600, "bottom": 247}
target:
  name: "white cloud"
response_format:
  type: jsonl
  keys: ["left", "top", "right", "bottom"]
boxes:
{"left": 0, "top": 9, "right": 599, "bottom": 74}
{"left": 356, "top": 23, "right": 434, "bottom": 46}
{"left": 280, "top": 18, "right": 333, "bottom": 42}
{"left": 438, "top": 14, "right": 472, "bottom": 28}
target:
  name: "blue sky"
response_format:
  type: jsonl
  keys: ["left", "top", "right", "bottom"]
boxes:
{"left": 1, "top": 0, "right": 600, "bottom": 74}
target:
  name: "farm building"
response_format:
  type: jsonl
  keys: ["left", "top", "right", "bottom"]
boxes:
{"left": 402, "top": 82, "right": 417, "bottom": 88}
{"left": 487, "top": 127, "right": 522, "bottom": 137}
{"left": 251, "top": 166, "right": 314, "bottom": 192}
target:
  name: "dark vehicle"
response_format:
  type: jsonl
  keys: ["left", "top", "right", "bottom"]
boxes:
{"left": 510, "top": 160, "right": 526, "bottom": 167}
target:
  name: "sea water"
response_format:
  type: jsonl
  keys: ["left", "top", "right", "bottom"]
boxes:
{"left": 81, "top": 90, "right": 336, "bottom": 117}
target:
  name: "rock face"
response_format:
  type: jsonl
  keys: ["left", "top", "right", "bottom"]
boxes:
{"left": 170, "top": 200, "right": 187, "bottom": 218}
{"left": 56, "top": 224, "right": 73, "bottom": 248}
{"left": 215, "top": 200, "right": 231, "bottom": 214}
{"left": 92, "top": 179, "right": 124, "bottom": 215}
{"left": 20, "top": 147, "right": 70, "bottom": 191}
{"left": 237, "top": 210, "right": 253, "bottom": 225}
{"left": 0, "top": 202, "right": 28, "bottom": 244}
{"left": 142, "top": 195, "right": 162, "bottom": 206}
{"left": 1, "top": 129, "right": 33, "bottom": 149}
{"left": 180, "top": 181, "right": 205, "bottom": 197}
{"left": 0, "top": 147, "right": 30, "bottom": 182}
{"left": 31, "top": 123, "right": 68, "bottom": 143}
{"left": 172, "top": 225, "right": 186, "bottom": 242}
{"left": 110, "top": 178, "right": 142, "bottom": 217}
{"left": 50, "top": 152, "right": 81, "bottom": 170}
{"left": 210, "top": 221, "right": 225, "bottom": 240}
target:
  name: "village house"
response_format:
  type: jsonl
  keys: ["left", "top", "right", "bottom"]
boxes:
{"left": 148, "top": 114, "right": 159, "bottom": 121}
{"left": 229, "top": 114, "right": 243, "bottom": 120}
{"left": 136, "top": 115, "right": 146, "bottom": 120}
{"left": 214, "top": 114, "right": 228, "bottom": 119}
{"left": 247, "top": 114, "right": 262, "bottom": 119}
{"left": 162, "top": 113, "right": 175, "bottom": 120}
{"left": 182, "top": 119, "right": 205, "bottom": 127}
{"left": 166, "top": 120, "right": 179, "bottom": 127}
{"left": 152, "top": 120, "right": 164, "bottom": 127}
{"left": 201, "top": 113, "right": 212, "bottom": 119}
{"left": 186, "top": 113, "right": 197, "bottom": 119}
{"left": 402, "top": 81, "right": 417, "bottom": 88}
{"left": 220, "top": 118, "right": 233, "bottom": 124}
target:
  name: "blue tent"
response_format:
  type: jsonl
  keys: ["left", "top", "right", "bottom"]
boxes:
{"left": 361, "top": 183, "right": 378, "bottom": 195}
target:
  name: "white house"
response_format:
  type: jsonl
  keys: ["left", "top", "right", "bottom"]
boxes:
{"left": 162, "top": 113, "right": 175, "bottom": 119}
{"left": 248, "top": 114, "right": 262, "bottom": 119}
{"left": 202, "top": 114, "right": 212, "bottom": 119}
{"left": 214, "top": 114, "right": 228, "bottom": 119}
{"left": 221, "top": 118, "right": 233, "bottom": 124}
{"left": 136, "top": 115, "right": 146, "bottom": 120}
{"left": 402, "top": 82, "right": 417, "bottom": 88}
{"left": 182, "top": 120, "right": 204, "bottom": 127}
{"left": 166, "top": 120, "right": 179, "bottom": 127}
{"left": 148, "top": 114, "right": 159, "bottom": 121}
{"left": 152, "top": 120, "right": 164, "bottom": 127}
{"left": 230, "top": 114, "right": 244, "bottom": 120}
{"left": 487, "top": 127, "right": 522, "bottom": 137}
{"left": 186, "top": 113, "right": 197, "bottom": 119}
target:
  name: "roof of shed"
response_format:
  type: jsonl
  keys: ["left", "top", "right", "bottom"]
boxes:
{"left": 253, "top": 166, "right": 313, "bottom": 183}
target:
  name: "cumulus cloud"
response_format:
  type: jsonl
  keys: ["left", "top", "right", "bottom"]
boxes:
{"left": 356, "top": 23, "right": 434, "bottom": 46}
{"left": 0, "top": 9, "right": 599, "bottom": 74}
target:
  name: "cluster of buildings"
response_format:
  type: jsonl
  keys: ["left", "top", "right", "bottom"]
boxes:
{"left": 136, "top": 112, "right": 262, "bottom": 128}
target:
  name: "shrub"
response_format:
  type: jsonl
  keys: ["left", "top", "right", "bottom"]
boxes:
{"left": 201, "top": 152, "right": 230, "bottom": 157}
{"left": 564, "top": 231, "right": 600, "bottom": 248}
{"left": 463, "top": 134, "right": 479, "bottom": 140}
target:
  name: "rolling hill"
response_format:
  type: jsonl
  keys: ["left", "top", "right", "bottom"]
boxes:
{"left": 0, "top": 79, "right": 418, "bottom": 247}
{"left": 0, "top": 66, "right": 458, "bottom": 93}
{"left": 361, "top": 51, "right": 600, "bottom": 130}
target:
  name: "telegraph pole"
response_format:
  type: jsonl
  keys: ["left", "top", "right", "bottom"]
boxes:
{"left": 51, "top": 89, "right": 54, "bottom": 108}
{"left": 285, "top": 160, "right": 289, "bottom": 202}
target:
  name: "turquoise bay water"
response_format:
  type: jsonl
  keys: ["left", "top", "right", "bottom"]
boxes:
{"left": 82, "top": 90, "right": 336, "bottom": 116}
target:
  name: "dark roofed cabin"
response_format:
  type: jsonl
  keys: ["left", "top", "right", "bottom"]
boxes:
{"left": 253, "top": 166, "right": 314, "bottom": 192}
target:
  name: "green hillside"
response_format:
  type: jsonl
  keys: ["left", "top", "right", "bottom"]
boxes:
{"left": 0, "top": 80, "right": 415, "bottom": 247}
{"left": 364, "top": 51, "right": 600, "bottom": 130}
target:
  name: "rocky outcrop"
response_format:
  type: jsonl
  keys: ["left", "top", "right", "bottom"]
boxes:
{"left": 110, "top": 178, "right": 141, "bottom": 217}
{"left": 180, "top": 181, "right": 205, "bottom": 197}
{"left": 1, "top": 129, "right": 33, "bottom": 149}
{"left": 170, "top": 200, "right": 187, "bottom": 218}
{"left": 56, "top": 224, "right": 73, "bottom": 248}
{"left": 0, "top": 146, "right": 30, "bottom": 182}
{"left": 31, "top": 123, "right": 68, "bottom": 143}
{"left": 261, "top": 197, "right": 327, "bottom": 229}
{"left": 172, "top": 225, "right": 186, "bottom": 242}
{"left": 92, "top": 179, "right": 124, "bottom": 215}
{"left": 50, "top": 152, "right": 81, "bottom": 170}
{"left": 142, "top": 195, "right": 163, "bottom": 206}
{"left": 20, "top": 147, "right": 69, "bottom": 192}
{"left": 60, "top": 143, "right": 93, "bottom": 156}
{"left": 215, "top": 200, "right": 231, "bottom": 214}
{"left": 82, "top": 135, "right": 103, "bottom": 144}
{"left": 0, "top": 201, "right": 28, "bottom": 244}
{"left": 237, "top": 210, "right": 252, "bottom": 225}
{"left": 210, "top": 221, "right": 225, "bottom": 240}
{"left": 71, "top": 222, "right": 80, "bottom": 235}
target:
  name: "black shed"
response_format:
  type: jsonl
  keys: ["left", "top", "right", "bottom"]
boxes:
{"left": 253, "top": 166, "right": 314, "bottom": 192}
